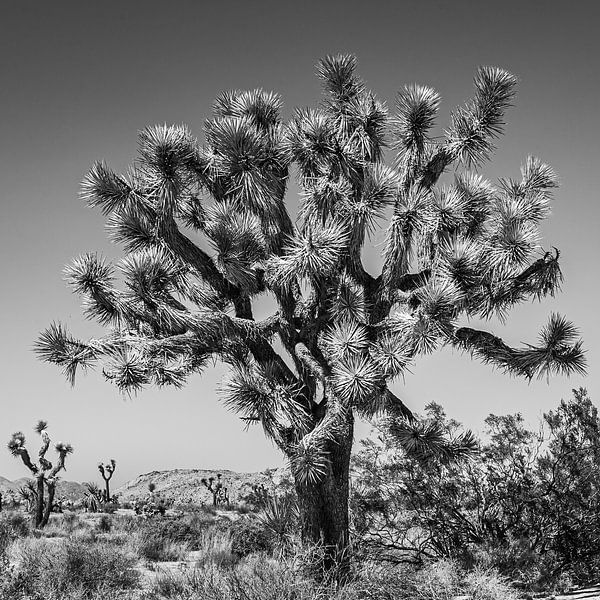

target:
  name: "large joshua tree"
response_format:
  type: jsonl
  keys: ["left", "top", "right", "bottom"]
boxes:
{"left": 36, "top": 55, "right": 585, "bottom": 564}
{"left": 7, "top": 421, "right": 73, "bottom": 528}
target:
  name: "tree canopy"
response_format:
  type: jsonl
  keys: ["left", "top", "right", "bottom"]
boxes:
{"left": 36, "top": 53, "right": 584, "bottom": 505}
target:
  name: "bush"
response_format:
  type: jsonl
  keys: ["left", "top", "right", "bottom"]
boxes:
{"left": 100, "top": 501, "right": 119, "bottom": 514}
{"left": 0, "top": 511, "right": 29, "bottom": 538}
{"left": 96, "top": 514, "right": 112, "bottom": 533}
{"left": 136, "top": 528, "right": 188, "bottom": 562}
{"left": 8, "top": 537, "right": 139, "bottom": 597}
{"left": 135, "top": 513, "right": 212, "bottom": 550}
{"left": 230, "top": 516, "right": 274, "bottom": 558}
{"left": 195, "top": 527, "right": 237, "bottom": 568}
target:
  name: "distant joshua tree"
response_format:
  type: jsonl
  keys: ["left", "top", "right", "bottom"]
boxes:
{"left": 37, "top": 55, "right": 585, "bottom": 570}
{"left": 98, "top": 459, "right": 116, "bottom": 502}
{"left": 7, "top": 421, "right": 73, "bottom": 527}
{"left": 201, "top": 473, "right": 230, "bottom": 506}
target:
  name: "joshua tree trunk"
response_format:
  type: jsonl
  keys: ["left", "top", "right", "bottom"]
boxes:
{"left": 35, "top": 474, "right": 45, "bottom": 528}
{"left": 40, "top": 481, "right": 56, "bottom": 528}
{"left": 293, "top": 413, "right": 354, "bottom": 577}
{"left": 104, "top": 481, "right": 110, "bottom": 503}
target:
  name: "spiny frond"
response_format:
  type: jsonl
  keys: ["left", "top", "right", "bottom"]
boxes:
{"left": 429, "top": 187, "right": 467, "bottom": 239}
{"left": 179, "top": 195, "right": 206, "bottom": 230}
{"left": 206, "top": 117, "right": 284, "bottom": 215}
{"left": 330, "top": 273, "right": 367, "bottom": 323}
{"left": 331, "top": 355, "right": 382, "bottom": 405}
{"left": 286, "top": 108, "right": 337, "bottom": 178}
{"left": 370, "top": 332, "right": 412, "bottom": 379}
{"left": 103, "top": 347, "right": 149, "bottom": 394}
{"left": 34, "top": 420, "right": 48, "bottom": 434}
{"left": 316, "top": 54, "right": 364, "bottom": 104}
{"left": 150, "top": 356, "right": 198, "bottom": 389}
{"left": 438, "top": 237, "right": 482, "bottom": 291}
{"left": 268, "top": 221, "right": 349, "bottom": 287}
{"left": 388, "top": 418, "right": 478, "bottom": 463}
{"left": 106, "top": 203, "right": 157, "bottom": 252}
{"left": 497, "top": 157, "right": 557, "bottom": 225}
{"left": 383, "top": 185, "right": 432, "bottom": 281}
{"left": 321, "top": 321, "right": 370, "bottom": 361}
{"left": 138, "top": 124, "right": 196, "bottom": 182}
{"left": 452, "top": 172, "right": 496, "bottom": 238}
{"left": 521, "top": 156, "right": 559, "bottom": 198}
{"left": 392, "top": 84, "right": 441, "bottom": 161}
{"left": 119, "top": 247, "right": 184, "bottom": 303}
{"left": 341, "top": 94, "right": 388, "bottom": 162}
{"left": 290, "top": 436, "right": 329, "bottom": 485}
{"left": 408, "top": 315, "right": 441, "bottom": 355}
{"left": 416, "top": 278, "right": 464, "bottom": 322}
{"left": 518, "top": 313, "right": 587, "bottom": 379}
{"left": 35, "top": 322, "right": 98, "bottom": 385}
{"left": 64, "top": 253, "right": 122, "bottom": 325}
{"left": 486, "top": 220, "right": 539, "bottom": 273}
{"left": 7, "top": 432, "right": 26, "bottom": 456}
{"left": 344, "top": 164, "right": 398, "bottom": 239}
{"left": 222, "top": 364, "right": 309, "bottom": 443}
{"left": 447, "top": 67, "right": 518, "bottom": 166}
{"left": 55, "top": 442, "right": 73, "bottom": 455}
{"left": 299, "top": 176, "right": 352, "bottom": 224}
{"left": 80, "top": 162, "right": 133, "bottom": 215}
{"left": 214, "top": 89, "right": 283, "bottom": 131}
{"left": 204, "top": 202, "right": 266, "bottom": 291}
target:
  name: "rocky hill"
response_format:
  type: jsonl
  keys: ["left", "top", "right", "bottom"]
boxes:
{"left": 116, "top": 467, "right": 291, "bottom": 505}
{"left": 0, "top": 467, "right": 291, "bottom": 506}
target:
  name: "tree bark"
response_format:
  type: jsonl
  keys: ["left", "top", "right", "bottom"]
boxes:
{"left": 35, "top": 475, "right": 45, "bottom": 528}
{"left": 40, "top": 481, "right": 55, "bottom": 528}
{"left": 104, "top": 480, "right": 110, "bottom": 503}
{"left": 294, "top": 412, "right": 354, "bottom": 579}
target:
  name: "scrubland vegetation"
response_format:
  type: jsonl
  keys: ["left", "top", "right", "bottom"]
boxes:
{"left": 2, "top": 389, "right": 600, "bottom": 600}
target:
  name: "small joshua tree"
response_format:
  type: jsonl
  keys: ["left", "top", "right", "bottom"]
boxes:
{"left": 7, "top": 421, "right": 73, "bottom": 528}
{"left": 98, "top": 459, "right": 116, "bottom": 502}
{"left": 201, "top": 473, "right": 230, "bottom": 507}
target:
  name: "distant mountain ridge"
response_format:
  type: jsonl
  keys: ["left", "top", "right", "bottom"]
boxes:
{"left": 0, "top": 467, "right": 288, "bottom": 505}
{"left": 0, "top": 477, "right": 87, "bottom": 501}
{"left": 117, "top": 468, "right": 289, "bottom": 505}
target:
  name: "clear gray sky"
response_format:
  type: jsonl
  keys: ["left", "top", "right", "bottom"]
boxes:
{"left": 1, "top": 0, "right": 598, "bottom": 487}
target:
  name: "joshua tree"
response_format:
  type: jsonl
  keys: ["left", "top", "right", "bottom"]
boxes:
{"left": 7, "top": 421, "right": 73, "bottom": 527}
{"left": 201, "top": 473, "right": 230, "bottom": 506}
{"left": 98, "top": 459, "right": 116, "bottom": 502}
{"left": 36, "top": 55, "right": 585, "bottom": 568}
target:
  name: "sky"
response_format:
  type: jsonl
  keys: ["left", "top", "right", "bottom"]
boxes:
{"left": 0, "top": 0, "right": 598, "bottom": 488}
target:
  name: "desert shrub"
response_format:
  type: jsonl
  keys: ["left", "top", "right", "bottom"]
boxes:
{"left": 230, "top": 516, "right": 274, "bottom": 558}
{"left": 111, "top": 513, "right": 140, "bottom": 534}
{"left": 0, "top": 511, "right": 29, "bottom": 538}
{"left": 150, "top": 555, "right": 307, "bottom": 600}
{"left": 136, "top": 527, "right": 189, "bottom": 562}
{"left": 353, "top": 390, "right": 600, "bottom": 590}
{"left": 96, "top": 514, "right": 112, "bottom": 533}
{"left": 135, "top": 513, "right": 213, "bottom": 551}
{"left": 100, "top": 501, "right": 119, "bottom": 514}
{"left": 9, "top": 537, "right": 139, "bottom": 597}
